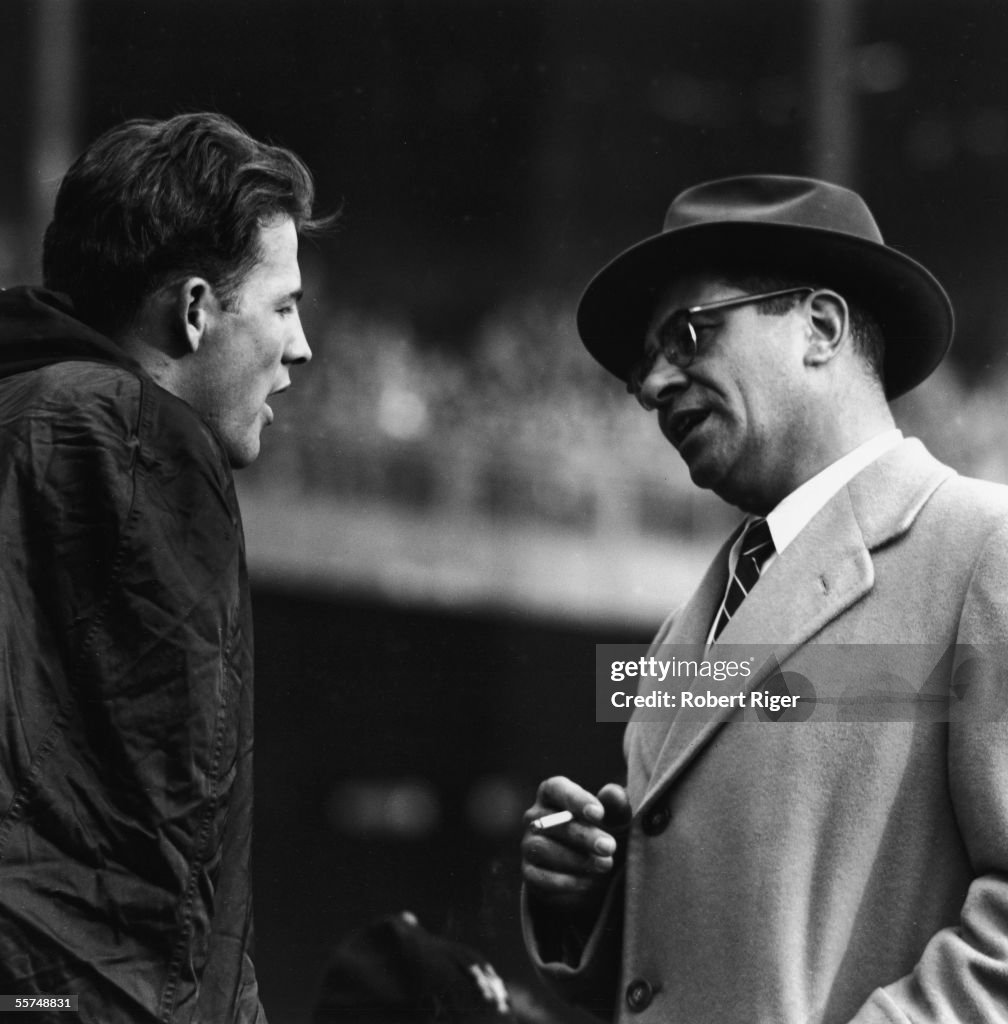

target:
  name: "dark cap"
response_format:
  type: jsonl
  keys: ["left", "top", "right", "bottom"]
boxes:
{"left": 576, "top": 174, "right": 953, "bottom": 398}
{"left": 313, "top": 912, "right": 517, "bottom": 1023}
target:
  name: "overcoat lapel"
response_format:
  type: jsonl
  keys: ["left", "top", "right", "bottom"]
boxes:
{"left": 625, "top": 531, "right": 738, "bottom": 790}
{"left": 634, "top": 439, "right": 954, "bottom": 815}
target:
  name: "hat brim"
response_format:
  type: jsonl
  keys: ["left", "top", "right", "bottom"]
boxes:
{"left": 576, "top": 221, "right": 954, "bottom": 399}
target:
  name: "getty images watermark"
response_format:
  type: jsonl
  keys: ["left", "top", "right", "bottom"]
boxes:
{"left": 596, "top": 644, "right": 1008, "bottom": 723}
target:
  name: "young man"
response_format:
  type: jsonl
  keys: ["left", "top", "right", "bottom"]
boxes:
{"left": 0, "top": 112, "right": 329, "bottom": 1022}
{"left": 521, "top": 176, "right": 1008, "bottom": 1023}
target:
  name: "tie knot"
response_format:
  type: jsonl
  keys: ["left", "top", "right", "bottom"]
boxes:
{"left": 740, "top": 517, "right": 774, "bottom": 564}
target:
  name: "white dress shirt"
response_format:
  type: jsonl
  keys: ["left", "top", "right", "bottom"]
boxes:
{"left": 706, "top": 429, "right": 904, "bottom": 646}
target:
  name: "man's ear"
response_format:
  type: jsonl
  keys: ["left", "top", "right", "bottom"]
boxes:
{"left": 175, "top": 277, "right": 215, "bottom": 354}
{"left": 803, "top": 289, "right": 849, "bottom": 369}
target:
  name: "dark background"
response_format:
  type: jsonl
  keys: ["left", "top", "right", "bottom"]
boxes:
{"left": 4, "top": 0, "right": 1008, "bottom": 374}
{"left": 3, "top": 2, "right": 1008, "bottom": 1020}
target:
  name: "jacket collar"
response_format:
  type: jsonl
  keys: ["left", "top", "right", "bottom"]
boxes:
{"left": 0, "top": 286, "right": 139, "bottom": 382}
{"left": 631, "top": 438, "right": 954, "bottom": 814}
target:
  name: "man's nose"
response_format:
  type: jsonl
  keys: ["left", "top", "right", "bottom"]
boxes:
{"left": 637, "top": 355, "right": 688, "bottom": 410}
{"left": 285, "top": 313, "right": 312, "bottom": 364}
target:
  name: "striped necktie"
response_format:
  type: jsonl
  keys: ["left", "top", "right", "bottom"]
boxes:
{"left": 712, "top": 517, "right": 775, "bottom": 640}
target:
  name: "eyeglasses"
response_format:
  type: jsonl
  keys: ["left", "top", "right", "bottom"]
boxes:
{"left": 627, "top": 286, "right": 814, "bottom": 406}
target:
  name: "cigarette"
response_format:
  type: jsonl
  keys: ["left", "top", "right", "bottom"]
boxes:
{"left": 531, "top": 809, "right": 575, "bottom": 832}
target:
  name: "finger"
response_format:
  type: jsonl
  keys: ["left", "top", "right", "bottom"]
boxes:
{"left": 596, "top": 783, "right": 632, "bottom": 831}
{"left": 521, "top": 834, "right": 616, "bottom": 875}
{"left": 522, "top": 861, "right": 609, "bottom": 900}
{"left": 533, "top": 776, "right": 605, "bottom": 824}
{"left": 522, "top": 812, "right": 620, "bottom": 859}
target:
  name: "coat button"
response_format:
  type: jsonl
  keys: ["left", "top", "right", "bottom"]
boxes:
{"left": 625, "top": 978, "right": 654, "bottom": 1012}
{"left": 641, "top": 802, "right": 671, "bottom": 835}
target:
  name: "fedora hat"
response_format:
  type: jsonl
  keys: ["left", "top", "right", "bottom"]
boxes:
{"left": 576, "top": 174, "right": 953, "bottom": 398}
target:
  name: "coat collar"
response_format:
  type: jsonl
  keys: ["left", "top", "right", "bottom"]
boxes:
{"left": 632, "top": 438, "right": 954, "bottom": 814}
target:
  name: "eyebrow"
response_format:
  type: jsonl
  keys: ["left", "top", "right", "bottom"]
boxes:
{"left": 281, "top": 288, "right": 304, "bottom": 304}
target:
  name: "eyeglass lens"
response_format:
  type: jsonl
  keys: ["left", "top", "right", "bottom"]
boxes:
{"left": 627, "top": 312, "right": 696, "bottom": 396}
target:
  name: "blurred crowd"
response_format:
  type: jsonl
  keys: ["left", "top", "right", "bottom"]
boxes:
{"left": 245, "top": 287, "right": 1008, "bottom": 544}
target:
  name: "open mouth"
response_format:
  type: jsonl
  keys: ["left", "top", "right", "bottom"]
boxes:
{"left": 667, "top": 408, "right": 710, "bottom": 447}
{"left": 264, "top": 384, "right": 289, "bottom": 426}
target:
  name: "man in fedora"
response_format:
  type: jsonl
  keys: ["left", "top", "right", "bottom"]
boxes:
{"left": 520, "top": 176, "right": 1008, "bottom": 1023}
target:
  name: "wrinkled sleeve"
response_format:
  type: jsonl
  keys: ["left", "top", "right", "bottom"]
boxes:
{"left": 521, "top": 872, "right": 625, "bottom": 1020}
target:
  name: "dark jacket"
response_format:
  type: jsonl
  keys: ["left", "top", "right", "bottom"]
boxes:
{"left": 0, "top": 287, "right": 266, "bottom": 1023}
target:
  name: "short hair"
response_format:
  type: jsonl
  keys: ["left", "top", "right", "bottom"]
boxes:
{"left": 43, "top": 112, "right": 334, "bottom": 335}
{"left": 717, "top": 267, "right": 886, "bottom": 388}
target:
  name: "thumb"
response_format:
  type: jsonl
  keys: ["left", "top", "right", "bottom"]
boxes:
{"left": 596, "top": 783, "right": 632, "bottom": 831}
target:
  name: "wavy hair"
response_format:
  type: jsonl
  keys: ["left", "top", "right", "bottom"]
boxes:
{"left": 43, "top": 112, "right": 335, "bottom": 335}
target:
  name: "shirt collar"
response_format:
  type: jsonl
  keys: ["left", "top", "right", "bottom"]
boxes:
{"left": 765, "top": 428, "right": 904, "bottom": 554}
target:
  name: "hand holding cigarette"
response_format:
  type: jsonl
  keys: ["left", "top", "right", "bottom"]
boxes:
{"left": 520, "top": 776, "right": 631, "bottom": 916}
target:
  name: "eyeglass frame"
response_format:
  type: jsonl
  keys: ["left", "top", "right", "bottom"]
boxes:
{"left": 627, "top": 286, "right": 815, "bottom": 406}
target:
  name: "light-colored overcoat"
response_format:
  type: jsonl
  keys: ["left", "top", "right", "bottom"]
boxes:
{"left": 526, "top": 439, "right": 1008, "bottom": 1023}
